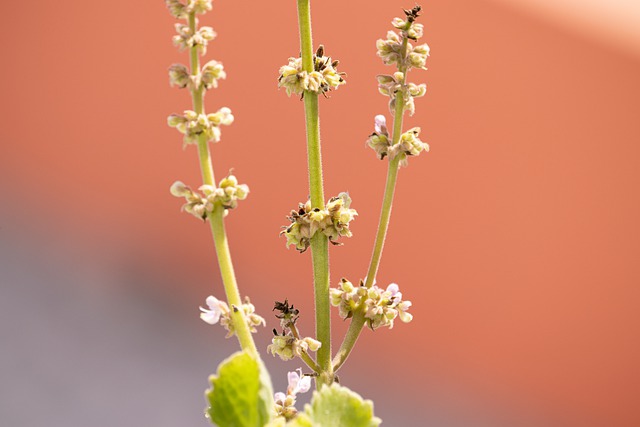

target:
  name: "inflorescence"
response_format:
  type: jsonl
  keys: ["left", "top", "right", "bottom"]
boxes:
{"left": 167, "top": 107, "right": 234, "bottom": 148}
{"left": 279, "top": 45, "right": 346, "bottom": 97}
{"left": 367, "top": 115, "right": 429, "bottom": 165}
{"left": 268, "top": 300, "right": 321, "bottom": 361}
{"left": 367, "top": 6, "right": 430, "bottom": 166}
{"left": 165, "top": 0, "right": 213, "bottom": 18}
{"left": 274, "top": 369, "right": 312, "bottom": 421}
{"left": 170, "top": 174, "right": 249, "bottom": 220}
{"left": 280, "top": 193, "right": 358, "bottom": 253}
{"left": 200, "top": 295, "right": 266, "bottom": 338}
{"left": 331, "top": 278, "right": 413, "bottom": 330}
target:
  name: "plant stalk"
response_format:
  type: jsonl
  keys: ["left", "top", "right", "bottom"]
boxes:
{"left": 332, "top": 155, "right": 400, "bottom": 372}
{"left": 187, "top": 12, "right": 256, "bottom": 357}
{"left": 209, "top": 207, "right": 258, "bottom": 356}
{"left": 333, "top": 34, "right": 411, "bottom": 372}
{"left": 296, "top": 0, "right": 333, "bottom": 387}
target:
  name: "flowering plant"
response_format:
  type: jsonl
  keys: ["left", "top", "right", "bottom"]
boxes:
{"left": 165, "top": 1, "right": 430, "bottom": 425}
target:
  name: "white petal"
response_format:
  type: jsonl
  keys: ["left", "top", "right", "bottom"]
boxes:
{"left": 205, "top": 295, "right": 220, "bottom": 309}
{"left": 296, "top": 374, "right": 311, "bottom": 395}
{"left": 374, "top": 115, "right": 387, "bottom": 134}
{"left": 287, "top": 370, "right": 300, "bottom": 391}
{"left": 199, "top": 308, "right": 221, "bottom": 325}
{"left": 274, "top": 392, "right": 286, "bottom": 403}
{"left": 386, "top": 283, "right": 400, "bottom": 296}
{"left": 398, "top": 311, "right": 413, "bottom": 323}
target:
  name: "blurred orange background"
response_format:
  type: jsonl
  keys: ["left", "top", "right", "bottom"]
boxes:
{"left": 1, "top": 0, "right": 639, "bottom": 426}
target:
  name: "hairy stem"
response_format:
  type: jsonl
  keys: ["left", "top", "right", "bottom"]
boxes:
{"left": 332, "top": 155, "right": 400, "bottom": 372}
{"left": 187, "top": 12, "right": 256, "bottom": 356}
{"left": 297, "top": 0, "right": 333, "bottom": 387}
{"left": 209, "top": 207, "right": 258, "bottom": 356}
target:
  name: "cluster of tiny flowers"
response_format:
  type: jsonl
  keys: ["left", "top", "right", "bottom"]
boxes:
{"left": 168, "top": 60, "right": 226, "bottom": 90}
{"left": 366, "top": 115, "right": 429, "bottom": 166}
{"left": 330, "top": 279, "right": 413, "bottom": 330}
{"left": 268, "top": 332, "right": 321, "bottom": 362}
{"left": 376, "top": 6, "right": 430, "bottom": 116}
{"left": 173, "top": 23, "right": 216, "bottom": 55}
{"left": 278, "top": 45, "right": 346, "bottom": 97}
{"left": 281, "top": 193, "right": 357, "bottom": 253}
{"left": 377, "top": 31, "right": 430, "bottom": 71}
{"left": 377, "top": 7, "right": 429, "bottom": 69}
{"left": 330, "top": 278, "right": 362, "bottom": 319}
{"left": 268, "top": 300, "right": 321, "bottom": 362}
{"left": 274, "top": 369, "right": 312, "bottom": 421}
{"left": 167, "top": 107, "right": 233, "bottom": 146}
{"left": 170, "top": 174, "right": 249, "bottom": 219}
{"left": 377, "top": 72, "right": 426, "bottom": 116}
{"left": 199, "top": 295, "right": 265, "bottom": 338}
{"left": 165, "top": 0, "right": 212, "bottom": 18}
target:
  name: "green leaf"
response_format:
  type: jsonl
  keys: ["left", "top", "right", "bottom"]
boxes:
{"left": 300, "top": 383, "right": 381, "bottom": 427}
{"left": 205, "top": 351, "right": 274, "bottom": 427}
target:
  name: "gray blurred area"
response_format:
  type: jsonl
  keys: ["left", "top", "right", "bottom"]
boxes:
{"left": 0, "top": 223, "right": 238, "bottom": 426}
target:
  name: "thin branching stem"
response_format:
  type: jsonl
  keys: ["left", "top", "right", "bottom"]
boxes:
{"left": 289, "top": 322, "right": 322, "bottom": 374}
{"left": 332, "top": 35, "right": 411, "bottom": 373}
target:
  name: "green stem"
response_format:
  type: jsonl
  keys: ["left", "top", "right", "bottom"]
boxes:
{"left": 297, "top": 0, "right": 332, "bottom": 388}
{"left": 332, "top": 311, "right": 365, "bottom": 373}
{"left": 333, "top": 34, "right": 411, "bottom": 373}
{"left": 332, "top": 155, "right": 400, "bottom": 372}
{"left": 209, "top": 206, "right": 258, "bottom": 356}
{"left": 297, "top": 0, "right": 314, "bottom": 75}
{"left": 186, "top": 12, "right": 256, "bottom": 356}
{"left": 289, "top": 322, "right": 322, "bottom": 374}
{"left": 311, "top": 233, "right": 331, "bottom": 383}
{"left": 303, "top": 93, "right": 325, "bottom": 207}
{"left": 364, "top": 155, "right": 401, "bottom": 288}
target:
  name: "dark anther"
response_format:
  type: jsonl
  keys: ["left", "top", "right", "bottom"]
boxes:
{"left": 273, "top": 299, "right": 300, "bottom": 325}
{"left": 273, "top": 299, "right": 300, "bottom": 317}
{"left": 316, "top": 45, "right": 324, "bottom": 57}
{"left": 403, "top": 5, "right": 422, "bottom": 22}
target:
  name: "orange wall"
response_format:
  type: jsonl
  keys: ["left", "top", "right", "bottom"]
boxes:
{"left": 1, "top": 1, "right": 639, "bottom": 425}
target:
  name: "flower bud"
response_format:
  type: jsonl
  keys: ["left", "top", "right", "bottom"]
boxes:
{"left": 169, "top": 180, "right": 189, "bottom": 197}
{"left": 192, "top": 0, "right": 213, "bottom": 15}
{"left": 268, "top": 334, "right": 296, "bottom": 361}
{"left": 165, "top": 0, "right": 187, "bottom": 18}
{"left": 407, "top": 43, "right": 430, "bottom": 69}
{"left": 168, "top": 64, "right": 190, "bottom": 89}
{"left": 219, "top": 174, "right": 238, "bottom": 188}
{"left": 201, "top": 60, "right": 226, "bottom": 90}
{"left": 207, "top": 107, "right": 234, "bottom": 127}
{"left": 167, "top": 113, "right": 187, "bottom": 128}
{"left": 302, "top": 337, "right": 322, "bottom": 352}
{"left": 407, "top": 82, "right": 427, "bottom": 98}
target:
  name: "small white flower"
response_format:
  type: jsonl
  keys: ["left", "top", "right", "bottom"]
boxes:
{"left": 374, "top": 115, "right": 387, "bottom": 135}
{"left": 199, "top": 295, "right": 223, "bottom": 325}
{"left": 287, "top": 369, "right": 311, "bottom": 396}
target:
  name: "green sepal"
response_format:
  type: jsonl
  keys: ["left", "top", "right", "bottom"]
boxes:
{"left": 205, "top": 351, "right": 274, "bottom": 427}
